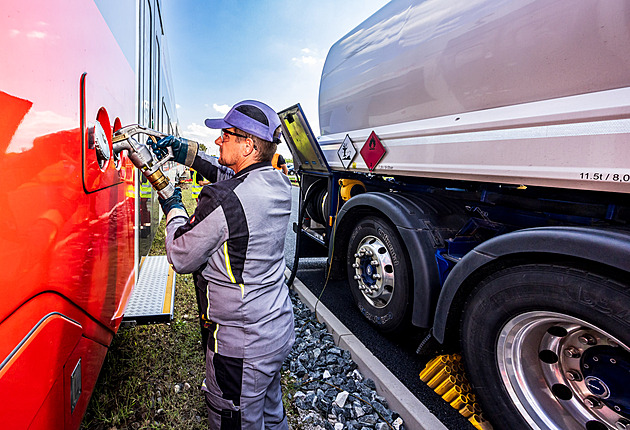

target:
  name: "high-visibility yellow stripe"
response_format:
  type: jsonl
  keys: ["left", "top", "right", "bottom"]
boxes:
{"left": 206, "top": 287, "right": 211, "bottom": 321}
{"left": 223, "top": 243, "right": 245, "bottom": 297}
{"left": 203, "top": 251, "right": 212, "bottom": 321}
{"left": 212, "top": 243, "right": 244, "bottom": 354}
{"left": 223, "top": 242, "right": 236, "bottom": 283}
{"left": 213, "top": 324, "right": 219, "bottom": 353}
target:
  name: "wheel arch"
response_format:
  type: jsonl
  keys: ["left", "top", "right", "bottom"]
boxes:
{"left": 432, "top": 226, "right": 630, "bottom": 344}
{"left": 332, "top": 192, "right": 454, "bottom": 327}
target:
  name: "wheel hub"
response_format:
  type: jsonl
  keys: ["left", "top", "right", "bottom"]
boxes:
{"left": 582, "top": 345, "right": 630, "bottom": 415}
{"left": 497, "top": 311, "right": 630, "bottom": 430}
{"left": 352, "top": 235, "right": 395, "bottom": 308}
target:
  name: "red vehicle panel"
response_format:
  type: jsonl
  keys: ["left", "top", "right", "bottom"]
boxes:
{"left": 0, "top": 0, "right": 172, "bottom": 427}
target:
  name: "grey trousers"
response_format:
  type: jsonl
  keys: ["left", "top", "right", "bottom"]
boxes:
{"left": 202, "top": 339, "right": 293, "bottom": 430}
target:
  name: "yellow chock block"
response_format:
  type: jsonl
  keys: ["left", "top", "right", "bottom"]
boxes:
{"left": 449, "top": 394, "right": 468, "bottom": 409}
{"left": 434, "top": 375, "right": 457, "bottom": 395}
{"left": 419, "top": 355, "right": 450, "bottom": 382}
{"left": 427, "top": 365, "right": 454, "bottom": 389}
{"left": 441, "top": 385, "right": 463, "bottom": 403}
{"left": 420, "top": 354, "right": 493, "bottom": 429}
{"left": 469, "top": 414, "right": 493, "bottom": 430}
{"left": 459, "top": 403, "right": 475, "bottom": 418}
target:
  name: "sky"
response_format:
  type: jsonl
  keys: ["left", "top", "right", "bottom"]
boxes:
{"left": 161, "top": 0, "right": 390, "bottom": 158}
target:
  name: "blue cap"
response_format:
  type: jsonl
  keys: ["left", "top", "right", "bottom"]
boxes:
{"left": 205, "top": 100, "right": 282, "bottom": 143}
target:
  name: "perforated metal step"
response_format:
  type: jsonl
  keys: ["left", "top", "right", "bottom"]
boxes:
{"left": 122, "top": 255, "right": 176, "bottom": 325}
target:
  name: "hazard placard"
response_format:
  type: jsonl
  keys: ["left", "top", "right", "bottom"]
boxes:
{"left": 337, "top": 134, "right": 356, "bottom": 169}
{"left": 359, "top": 131, "right": 386, "bottom": 171}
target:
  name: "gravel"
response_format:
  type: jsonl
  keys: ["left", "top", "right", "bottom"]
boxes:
{"left": 283, "top": 291, "right": 405, "bottom": 430}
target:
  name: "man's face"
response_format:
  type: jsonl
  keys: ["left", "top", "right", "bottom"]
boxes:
{"left": 215, "top": 128, "right": 245, "bottom": 170}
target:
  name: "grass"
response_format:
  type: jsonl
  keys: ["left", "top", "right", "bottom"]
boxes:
{"left": 82, "top": 183, "right": 301, "bottom": 429}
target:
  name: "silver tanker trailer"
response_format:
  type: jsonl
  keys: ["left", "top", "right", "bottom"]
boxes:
{"left": 280, "top": 0, "right": 630, "bottom": 429}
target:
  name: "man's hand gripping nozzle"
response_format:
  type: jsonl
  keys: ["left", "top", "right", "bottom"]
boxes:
{"left": 112, "top": 124, "right": 175, "bottom": 199}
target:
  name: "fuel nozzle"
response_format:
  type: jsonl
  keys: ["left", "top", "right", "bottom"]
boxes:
{"left": 113, "top": 124, "right": 175, "bottom": 199}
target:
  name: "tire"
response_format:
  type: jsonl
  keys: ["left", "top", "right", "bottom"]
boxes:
{"left": 346, "top": 216, "right": 412, "bottom": 333}
{"left": 460, "top": 264, "right": 630, "bottom": 430}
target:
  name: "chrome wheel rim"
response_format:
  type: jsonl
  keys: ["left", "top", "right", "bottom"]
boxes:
{"left": 497, "top": 311, "right": 630, "bottom": 430}
{"left": 351, "top": 235, "right": 395, "bottom": 308}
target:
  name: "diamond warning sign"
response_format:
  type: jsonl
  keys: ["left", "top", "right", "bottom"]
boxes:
{"left": 337, "top": 134, "right": 357, "bottom": 169}
{"left": 359, "top": 131, "right": 386, "bottom": 171}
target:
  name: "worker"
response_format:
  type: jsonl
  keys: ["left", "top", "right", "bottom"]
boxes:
{"left": 271, "top": 152, "right": 289, "bottom": 175}
{"left": 189, "top": 166, "right": 212, "bottom": 351}
{"left": 190, "top": 168, "right": 210, "bottom": 200}
{"left": 139, "top": 175, "right": 153, "bottom": 237}
{"left": 150, "top": 100, "right": 294, "bottom": 430}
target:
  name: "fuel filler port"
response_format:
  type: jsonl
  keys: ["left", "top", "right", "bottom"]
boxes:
{"left": 90, "top": 120, "right": 110, "bottom": 171}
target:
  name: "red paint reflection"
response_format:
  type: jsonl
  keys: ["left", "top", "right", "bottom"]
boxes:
{"left": 0, "top": 90, "right": 135, "bottom": 327}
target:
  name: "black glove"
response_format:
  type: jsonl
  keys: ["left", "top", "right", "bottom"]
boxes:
{"left": 150, "top": 135, "right": 189, "bottom": 164}
{"left": 158, "top": 187, "right": 186, "bottom": 216}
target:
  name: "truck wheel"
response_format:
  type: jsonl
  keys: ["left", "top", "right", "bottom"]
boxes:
{"left": 347, "top": 216, "right": 411, "bottom": 333}
{"left": 460, "top": 264, "right": 630, "bottom": 430}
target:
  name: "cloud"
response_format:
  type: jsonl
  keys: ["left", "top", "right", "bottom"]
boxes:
{"left": 295, "top": 56, "right": 319, "bottom": 65}
{"left": 213, "top": 104, "right": 230, "bottom": 114}
{"left": 176, "top": 104, "right": 181, "bottom": 109}
{"left": 10, "top": 29, "right": 47, "bottom": 39}
{"left": 291, "top": 47, "right": 325, "bottom": 68}
{"left": 27, "top": 31, "right": 46, "bottom": 39}
{"left": 180, "top": 122, "right": 219, "bottom": 155}
{"left": 183, "top": 122, "right": 214, "bottom": 139}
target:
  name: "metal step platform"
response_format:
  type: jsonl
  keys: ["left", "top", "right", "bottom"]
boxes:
{"left": 122, "top": 255, "right": 176, "bottom": 326}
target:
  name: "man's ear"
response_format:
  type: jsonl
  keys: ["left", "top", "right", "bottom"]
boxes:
{"left": 243, "top": 138, "right": 255, "bottom": 156}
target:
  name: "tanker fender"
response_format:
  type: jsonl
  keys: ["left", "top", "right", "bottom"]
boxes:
{"left": 431, "top": 226, "right": 630, "bottom": 343}
{"left": 334, "top": 192, "right": 447, "bottom": 327}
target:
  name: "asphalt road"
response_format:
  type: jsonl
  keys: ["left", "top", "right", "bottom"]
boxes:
{"left": 284, "top": 186, "right": 474, "bottom": 430}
